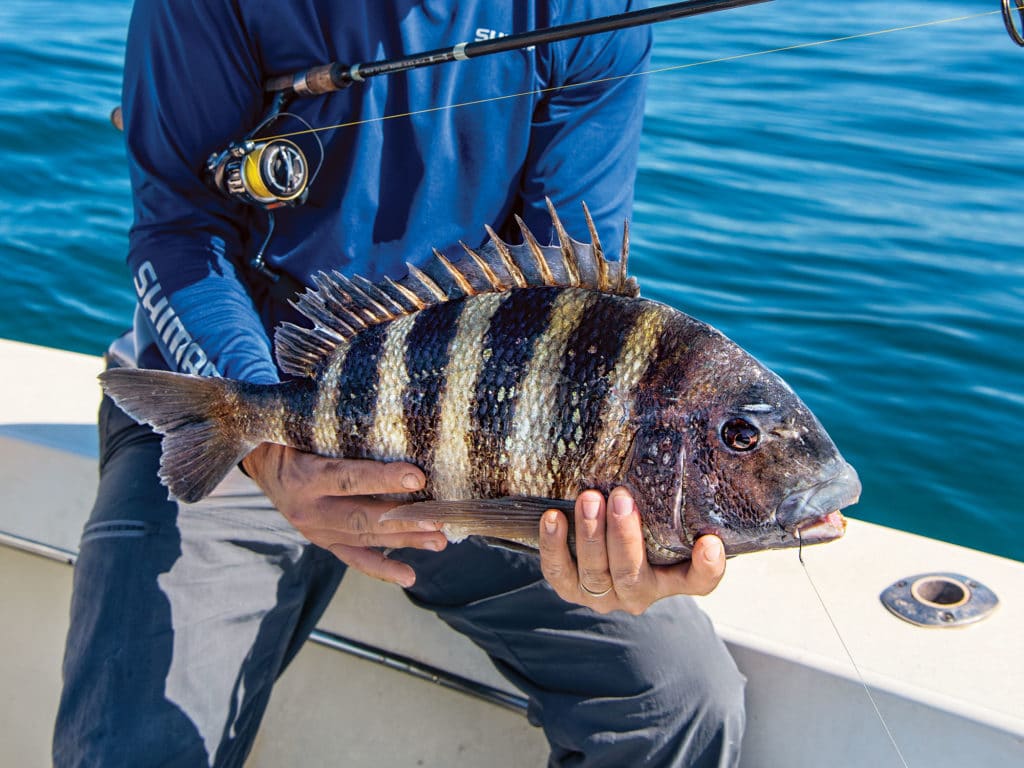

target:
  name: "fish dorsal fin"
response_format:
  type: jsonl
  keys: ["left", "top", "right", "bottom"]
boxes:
{"left": 275, "top": 199, "right": 640, "bottom": 378}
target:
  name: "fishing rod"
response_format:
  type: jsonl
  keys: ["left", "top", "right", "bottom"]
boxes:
{"left": 133, "top": 0, "right": 1019, "bottom": 281}
{"left": 208, "top": 0, "right": 772, "bottom": 212}
{"left": 266, "top": 0, "right": 772, "bottom": 98}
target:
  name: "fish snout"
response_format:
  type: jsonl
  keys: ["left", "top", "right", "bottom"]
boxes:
{"left": 775, "top": 462, "right": 862, "bottom": 535}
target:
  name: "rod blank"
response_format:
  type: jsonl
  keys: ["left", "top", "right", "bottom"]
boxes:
{"left": 266, "top": 0, "right": 773, "bottom": 96}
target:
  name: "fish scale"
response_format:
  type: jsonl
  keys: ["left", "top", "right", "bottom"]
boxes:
{"left": 469, "top": 288, "right": 563, "bottom": 498}
{"left": 368, "top": 312, "right": 417, "bottom": 461}
{"left": 399, "top": 298, "right": 463, "bottom": 473}
{"left": 332, "top": 323, "right": 388, "bottom": 457}
{"left": 98, "top": 201, "right": 860, "bottom": 562}
{"left": 549, "top": 292, "right": 649, "bottom": 493}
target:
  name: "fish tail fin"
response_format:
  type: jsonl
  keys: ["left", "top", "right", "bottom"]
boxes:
{"left": 98, "top": 368, "right": 257, "bottom": 503}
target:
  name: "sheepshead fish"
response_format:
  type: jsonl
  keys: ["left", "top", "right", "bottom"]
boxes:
{"left": 100, "top": 201, "right": 860, "bottom": 562}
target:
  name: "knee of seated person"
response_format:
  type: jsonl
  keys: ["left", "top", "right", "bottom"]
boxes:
{"left": 657, "top": 657, "right": 746, "bottom": 732}
{"left": 647, "top": 662, "right": 746, "bottom": 765}
{"left": 572, "top": 657, "right": 745, "bottom": 735}
{"left": 550, "top": 665, "right": 745, "bottom": 768}
{"left": 690, "top": 662, "right": 746, "bottom": 733}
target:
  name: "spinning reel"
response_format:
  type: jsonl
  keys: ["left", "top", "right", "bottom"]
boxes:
{"left": 205, "top": 97, "right": 323, "bottom": 212}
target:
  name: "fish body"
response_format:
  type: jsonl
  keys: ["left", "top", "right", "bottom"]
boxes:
{"left": 100, "top": 203, "right": 860, "bottom": 562}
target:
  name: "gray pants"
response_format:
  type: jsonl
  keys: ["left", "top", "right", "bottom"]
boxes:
{"left": 54, "top": 396, "right": 746, "bottom": 767}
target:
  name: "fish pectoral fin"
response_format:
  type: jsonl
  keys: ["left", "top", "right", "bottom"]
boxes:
{"left": 383, "top": 496, "right": 575, "bottom": 547}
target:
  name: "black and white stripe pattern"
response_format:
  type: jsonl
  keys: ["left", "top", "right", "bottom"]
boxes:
{"left": 269, "top": 203, "right": 674, "bottom": 498}
{"left": 290, "top": 286, "right": 672, "bottom": 503}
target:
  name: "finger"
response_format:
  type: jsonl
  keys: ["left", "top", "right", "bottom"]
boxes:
{"left": 306, "top": 455, "right": 426, "bottom": 497}
{"left": 288, "top": 494, "right": 444, "bottom": 540}
{"left": 605, "top": 487, "right": 654, "bottom": 610}
{"left": 327, "top": 543, "right": 418, "bottom": 588}
{"left": 538, "top": 509, "right": 577, "bottom": 600}
{"left": 687, "top": 535, "right": 727, "bottom": 594}
{"left": 318, "top": 495, "right": 447, "bottom": 539}
{"left": 654, "top": 534, "right": 726, "bottom": 597}
{"left": 574, "top": 490, "right": 613, "bottom": 596}
{"left": 246, "top": 447, "right": 433, "bottom": 525}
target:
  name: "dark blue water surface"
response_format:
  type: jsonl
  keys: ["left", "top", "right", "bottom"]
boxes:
{"left": 1, "top": 1, "right": 1021, "bottom": 560}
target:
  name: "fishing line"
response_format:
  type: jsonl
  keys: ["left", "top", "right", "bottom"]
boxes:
{"left": 259, "top": 9, "right": 1003, "bottom": 144}
{"left": 798, "top": 531, "right": 911, "bottom": 768}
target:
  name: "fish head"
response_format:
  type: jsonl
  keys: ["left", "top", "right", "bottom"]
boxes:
{"left": 669, "top": 334, "right": 861, "bottom": 556}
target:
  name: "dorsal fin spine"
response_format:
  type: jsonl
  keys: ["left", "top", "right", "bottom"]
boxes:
{"left": 434, "top": 248, "right": 477, "bottom": 296}
{"left": 581, "top": 202, "right": 604, "bottom": 261}
{"left": 482, "top": 227, "right": 527, "bottom": 288}
{"left": 545, "top": 198, "right": 581, "bottom": 286}
{"left": 385, "top": 276, "right": 426, "bottom": 310}
{"left": 312, "top": 274, "right": 370, "bottom": 327}
{"left": 274, "top": 202, "right": 638, "bottom": 378}
{"left": 515, "top": 214, "right": 556, "bottom": 285}
{"left": 406, "top": 262, "right": 447, "bottom": 302}
{"left": 293, "top": 285, "right": 358, "bottom": 337}
{"left": 353, "top": 274, "right": 405, "bottom": 316}
{"left": 460, "top": 241, "right": 504, "bottom": 290}
{"left": 619, "top": 219, "right": 631, "bottom": 294}
{"left": 339, "top": 274, "right": 393, "bottom": 321}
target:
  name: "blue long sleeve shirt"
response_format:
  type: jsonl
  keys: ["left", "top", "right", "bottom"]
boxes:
{"left": 121, "top": 1, "right": 652, "bottom": 384}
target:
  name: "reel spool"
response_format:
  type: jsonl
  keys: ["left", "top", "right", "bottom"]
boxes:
{"left": 206, "top": 137, "right": 309, "bottom": 209}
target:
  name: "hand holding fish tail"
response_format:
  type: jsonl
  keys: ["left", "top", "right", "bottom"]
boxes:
{"left": 539, "top": 488, "right": 726, "bottom": 615}
{"left": 241, "top": 444, "right": 447, "bottom": 588}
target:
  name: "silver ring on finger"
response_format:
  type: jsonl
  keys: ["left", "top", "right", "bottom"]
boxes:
{"left": 579, "top": 581, "right": 613, "bottom": 598}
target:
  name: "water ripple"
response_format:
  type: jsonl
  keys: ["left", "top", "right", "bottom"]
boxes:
{"left": 0, "top": 0, "right": 1021, "bottom": 559}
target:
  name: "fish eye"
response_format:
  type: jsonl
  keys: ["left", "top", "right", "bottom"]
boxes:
{"left": 721, "top": 418, "right": 760, "bottom": 452}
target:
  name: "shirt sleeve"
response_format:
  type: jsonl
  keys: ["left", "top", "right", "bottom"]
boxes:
{"left": 122, "top": 0, "right": 279, "bottom": 383}
{"left": 517, "top": 0, "right": 653, "bottom": 256}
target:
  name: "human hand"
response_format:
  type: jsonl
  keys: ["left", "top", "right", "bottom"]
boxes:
{"left": 538, "top": 487, "right": 726, "bottom": 615}
{"left": 241, "top": 444, "right": 446, "bottom": 587}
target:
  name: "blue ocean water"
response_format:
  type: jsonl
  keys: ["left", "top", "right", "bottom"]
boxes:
{"left": 1, "top": 1, "right": 1021, "bottom": 560}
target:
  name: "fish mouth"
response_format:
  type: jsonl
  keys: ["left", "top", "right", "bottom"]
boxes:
{"left": 776, "top": 462, "right": 861, "bottom": 544}
{"left": 794, "top": 509, "right": 848, "bottom": 544}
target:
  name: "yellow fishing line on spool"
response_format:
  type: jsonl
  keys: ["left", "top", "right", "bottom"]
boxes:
{"left": 241, "top": 140, "right": 308, "bottom": 203}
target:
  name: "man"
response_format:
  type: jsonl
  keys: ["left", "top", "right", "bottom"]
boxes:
{"left": 56, "top": 2, "right": 745, "bottom": 766}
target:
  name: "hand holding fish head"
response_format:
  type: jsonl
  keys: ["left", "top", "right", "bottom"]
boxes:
{"left": 538, "top": 487, "right": 726, "bottom": 615}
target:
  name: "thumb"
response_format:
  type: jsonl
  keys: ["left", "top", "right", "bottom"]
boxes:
{"left": 686, "top": 535, "right": 726, "bottom": 596}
